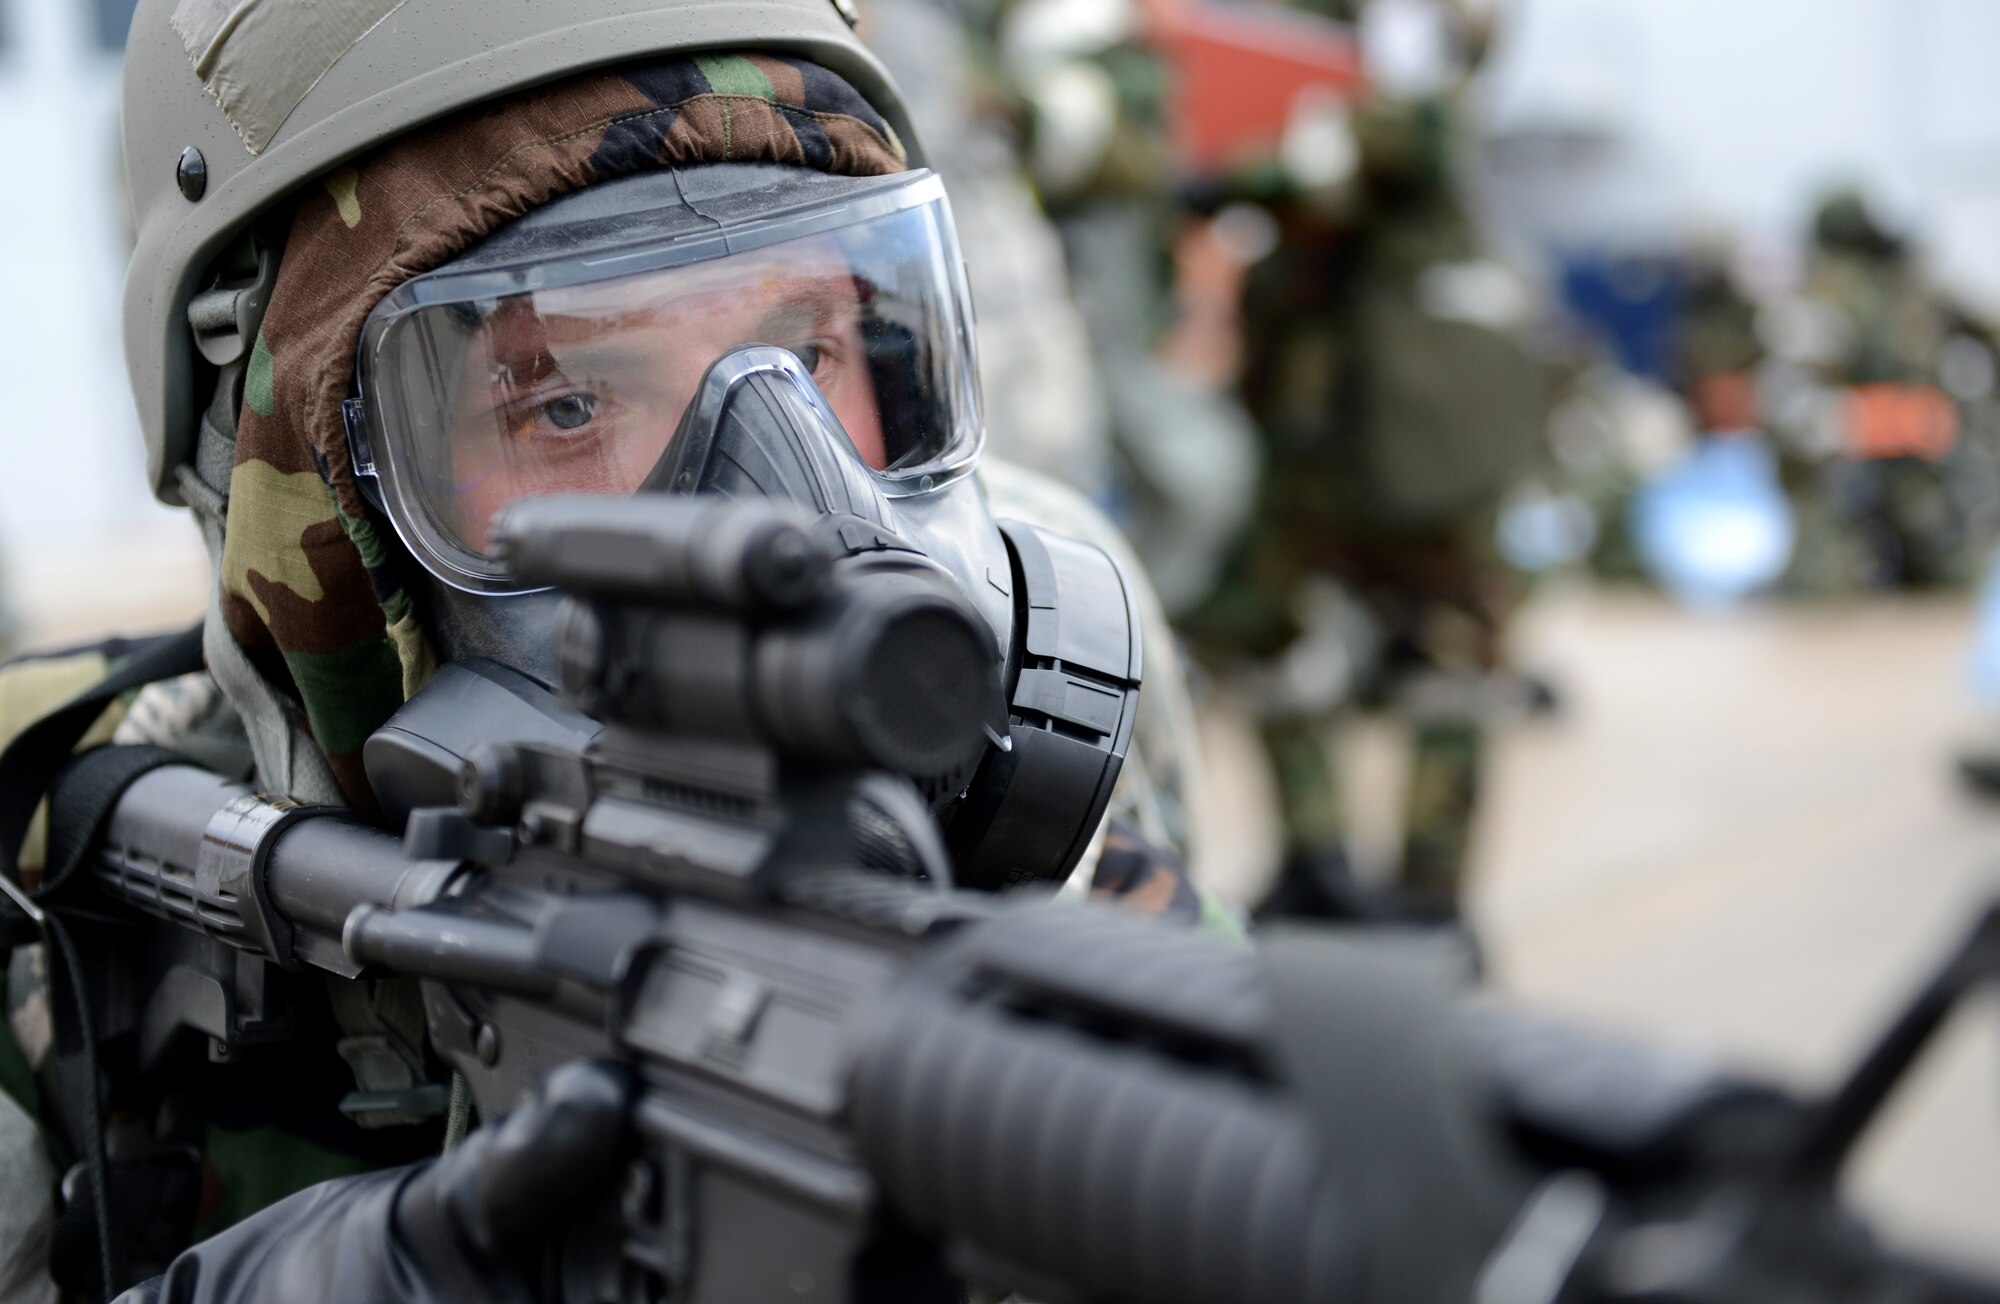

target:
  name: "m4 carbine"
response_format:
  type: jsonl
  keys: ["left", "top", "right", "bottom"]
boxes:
{"left": 40, "top": 495, "right": 2000, "bottom": 1304}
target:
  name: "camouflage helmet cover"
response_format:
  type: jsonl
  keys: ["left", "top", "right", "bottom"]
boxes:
{"left": 121, "top": 0, "right": 921, "bottom": 505}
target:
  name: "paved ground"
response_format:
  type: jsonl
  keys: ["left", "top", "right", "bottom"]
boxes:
{"left": 1473, "top": 584, "right": 2000, "bottom": 1271}
{"left": 1194, "top": 582, "right": 2000, "bottom": 1271}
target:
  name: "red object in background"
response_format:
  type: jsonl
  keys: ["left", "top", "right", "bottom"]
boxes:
{"left": 1149, "top": 1, "right": 1367, "bottom": 175}
{"left": 1841, "top": 383, "right": 1960, "bottom": 461}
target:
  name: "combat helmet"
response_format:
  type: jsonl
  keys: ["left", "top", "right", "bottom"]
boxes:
{"left": 121, "top": 0, "right": 915, "bottom": 507}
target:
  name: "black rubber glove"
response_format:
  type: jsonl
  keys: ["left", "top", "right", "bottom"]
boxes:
{"left": 116, "top": 1061, "right": 632, "bottom": 1304}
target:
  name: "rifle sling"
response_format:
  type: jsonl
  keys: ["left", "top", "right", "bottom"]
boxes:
{"left": 0, "top": 623, "right": 206, "bottom": 906}
{"left": 0, "top": 622, "right": 205, "bottom": 1298}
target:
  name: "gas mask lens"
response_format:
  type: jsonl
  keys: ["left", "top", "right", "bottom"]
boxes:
{"left": 350, "top": 169, "right": 982, "bottom": 592}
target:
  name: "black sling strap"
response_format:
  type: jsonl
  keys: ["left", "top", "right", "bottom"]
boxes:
{"left": 0, "top": 623, "right": 206, "bottom": 1300}
{"left": 0, "top": 622, "right": 206, "bottom": 917}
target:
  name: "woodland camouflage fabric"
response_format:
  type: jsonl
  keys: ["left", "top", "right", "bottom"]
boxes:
{"left": 223, "top": 54, "right": 908, "bottom": 807}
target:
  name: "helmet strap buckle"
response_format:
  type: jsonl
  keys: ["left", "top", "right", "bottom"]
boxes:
{"left": 186, "top": 234, "right": 281, "bottom": 368}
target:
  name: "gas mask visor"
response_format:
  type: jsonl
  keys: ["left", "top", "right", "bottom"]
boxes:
{"left": 345, "top": 165, "right": 983, "bottom": 594}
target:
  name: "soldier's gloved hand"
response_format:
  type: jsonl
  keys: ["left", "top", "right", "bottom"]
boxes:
{"left": 117, "top": 1060, "right": 633, "bottom": 1304}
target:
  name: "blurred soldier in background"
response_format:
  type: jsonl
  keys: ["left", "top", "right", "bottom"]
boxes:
{"left": 860, "top": 0, "right": 1223, "bottom": 886}
{"left": 1770, "top": 190, "right": 1975, "bottom": 594}
{"left": 995, "top": 0, "right": 1260, "bottom": 616}
{"left": 873, "top": 0, "right": 1261, "bottom": 614}
{"left": 860, "top": 0, "right": 1116, "bottom": 497}
{"left": 1539, "top": 252, "right": 1697, "bottom": 587}
{"left": 1622, "top": 245, "right": 1799, "bottom": 609}
{"left": 1744, "top": 188, "right": 2000, "bottom": 796}
{"left": 1185, "top": 0, "right": 1549, "bottom": 921}
{"left": 1674, "top": 247, "right": 1766, "bottom": 437}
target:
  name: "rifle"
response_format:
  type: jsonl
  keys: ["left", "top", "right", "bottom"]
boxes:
{"left": 39, "top": 493, "right": 2000, "bottom": 1303}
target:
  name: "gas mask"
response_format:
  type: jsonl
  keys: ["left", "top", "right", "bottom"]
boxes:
{"left": 349, "top": 163, "right": 1141, "bottom": 890}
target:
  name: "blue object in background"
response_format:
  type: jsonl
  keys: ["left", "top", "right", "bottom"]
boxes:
{"left": 1558, "top": 252, "right": 1685, "bottom": 384}
{"left": 1498, "top": 485, "right": 1598, "bottom": 572}
{"left": 1630, "top": 435, "right": 1796, "bottom": 608}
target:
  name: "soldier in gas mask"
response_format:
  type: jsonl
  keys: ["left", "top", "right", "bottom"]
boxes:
{"left": 0, "top": 3, "right": 1220, "bottom": 1298}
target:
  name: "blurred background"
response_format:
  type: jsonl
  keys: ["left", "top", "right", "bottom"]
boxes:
{"left": 4, "top": 0, "right": 1997, "bottom": 1272}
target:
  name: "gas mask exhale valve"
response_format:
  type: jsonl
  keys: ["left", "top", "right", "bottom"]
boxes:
{"left": 645, "top": 345, "right": 1144, "bottom": 887}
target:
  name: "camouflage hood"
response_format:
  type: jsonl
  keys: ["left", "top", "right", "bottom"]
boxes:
{"left": 219, "top": 54, "right": 909, "bottom": 809}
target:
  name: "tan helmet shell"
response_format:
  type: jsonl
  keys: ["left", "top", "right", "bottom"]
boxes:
{"left": 122, "top": 0, "right": 921, "bottom": 505}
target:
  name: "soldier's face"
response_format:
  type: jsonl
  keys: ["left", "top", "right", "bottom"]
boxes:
{"left": 447, "top": 244, "right": 890, "bottom": 549}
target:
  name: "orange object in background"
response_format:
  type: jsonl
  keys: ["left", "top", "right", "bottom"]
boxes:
{"left": 1148, "top": 1, "right": 1367, "bottom": 174}
{"left": 1841, "top": 383, "right": 1960, "bottom": 461}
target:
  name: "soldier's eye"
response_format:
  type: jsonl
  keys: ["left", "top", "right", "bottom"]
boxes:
{"left": 790, "top": 343, "right": 823, "bottom": 374}
{"left": 544, "top": 393, "right": 596, "bottom": 430}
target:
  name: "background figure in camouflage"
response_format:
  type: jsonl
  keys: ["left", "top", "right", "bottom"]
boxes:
{"left": 860, "top": 0, "right": 1116, "bottom": 497}
{"left": 995, "top": 0, "right": 1259, "bottom": 616}
{"left": 1187, "top": 0, "right": 1548, "bottom": 919}
{"left": 862, "top": 0, "right": 1227, "bottom": 892}
{"left": 1773, "top": 191, "right": 1976, "bottom": 596}
{"left": 1675, "top": 247, "right": 1766, "bottom": 435}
